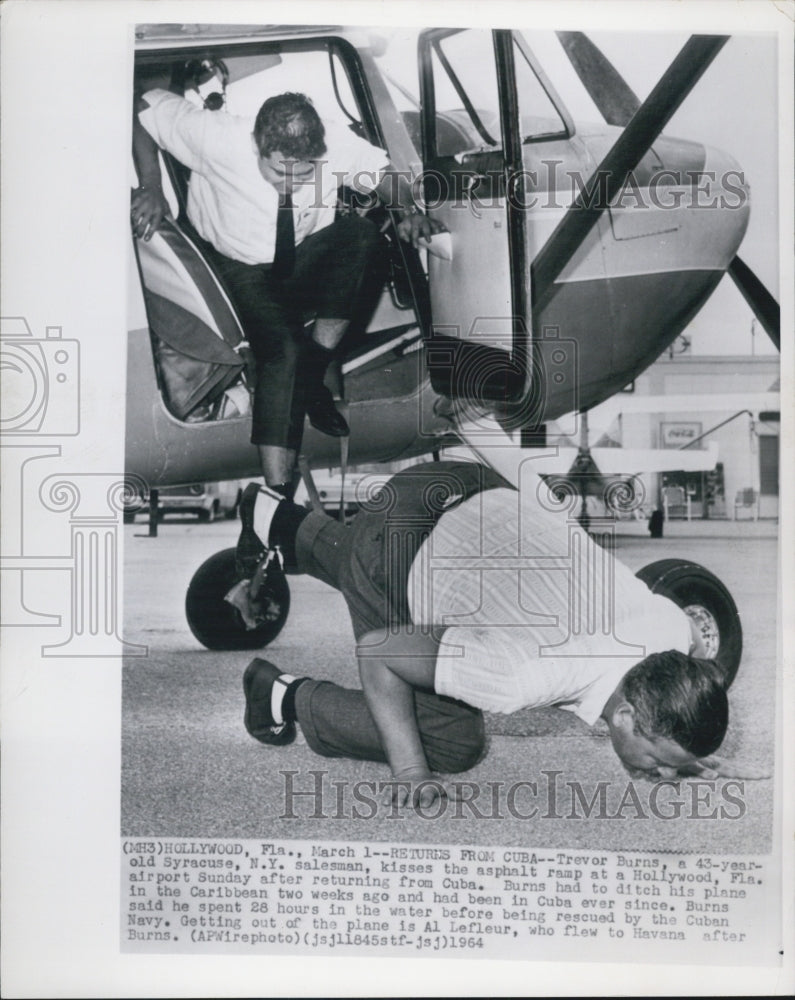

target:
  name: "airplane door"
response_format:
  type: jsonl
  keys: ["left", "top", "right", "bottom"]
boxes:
{"left": 418, "top": 29, "right": 531, "bottom": 406}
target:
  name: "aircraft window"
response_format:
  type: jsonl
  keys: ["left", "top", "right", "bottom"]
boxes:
{"left": 430, "top": 29, "right": 503, "bottom": 156}
{"left": 371, "top": 29, "right": 424, "bottom": 114}
{"left": 370, "top": 30, "right": 428, "bottom": 157}
{"left": 513, "top": 37, "right": 568, "bottom": 142}
{"left": 520, "top": 31, "right": 602, "bottom": 126}
{"left": 328, "top": 51, "right": 363, "bottom": 131}
{"left": 517, "top": 31, "right": 685, "bottom": 132}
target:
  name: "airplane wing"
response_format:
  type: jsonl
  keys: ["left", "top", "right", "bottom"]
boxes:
{"left": 525, "top": 442, "right": 719, "bottom": 475}
{"left": 451, "top": 411, "right": 721, "bottom": 488}
{"left": 585, "top": 392, "right": 780, "bottom": 427}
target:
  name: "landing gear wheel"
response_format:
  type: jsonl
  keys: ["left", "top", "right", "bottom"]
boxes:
{"left": 186, "top": 547, "right": 290, "bottom": 650}
{"left": 635, "top": 559, "right": 742, "bottom": 687}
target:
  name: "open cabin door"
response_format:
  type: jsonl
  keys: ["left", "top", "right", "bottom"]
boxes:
{"left": 418, "top": 29, "right": 533, "bottom": 414}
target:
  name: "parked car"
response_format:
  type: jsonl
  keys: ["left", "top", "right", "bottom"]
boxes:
{"left": 124, "top": 480, "right": 250, "bottom": 523}
{"left": 293, "top": 469, "right": 390, "bottom": 521}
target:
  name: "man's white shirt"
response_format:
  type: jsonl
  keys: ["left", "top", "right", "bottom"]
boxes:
{"left": 407, "top": 483, "right": 692, "bottom": 723}
{"left": 138, "top": 89, "right": 389, "bottom": 265}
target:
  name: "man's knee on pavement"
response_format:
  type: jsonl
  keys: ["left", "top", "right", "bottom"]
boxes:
{"left": 355, "top": 627, "right": 486, "bottom": 775}
{"left": 456, "top": 710, "right": 487, "bottom": 771}
{"left": 422, "top": 699, "right": 486, "bottom": 774}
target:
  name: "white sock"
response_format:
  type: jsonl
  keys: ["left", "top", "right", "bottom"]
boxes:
{"left": 270, "top": 672, "right": 297, "bottom": 725}
{"left": 253, "top": 487, "right": 284, "bottom": 545}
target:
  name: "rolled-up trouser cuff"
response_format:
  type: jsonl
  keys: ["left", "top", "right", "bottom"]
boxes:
{"left": 295, "top": 678, "right": 486, "bottom": 774}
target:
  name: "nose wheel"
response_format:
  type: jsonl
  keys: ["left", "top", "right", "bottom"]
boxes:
{"left": 185, "top": 547, "right": 290, "bottom": 650}
{"left": 634, "top": 558, "right": 742, "bottom": 687}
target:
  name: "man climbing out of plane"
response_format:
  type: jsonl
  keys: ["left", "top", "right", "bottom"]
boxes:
{"left": 131, "top": 80, "right": 442, "bottom": 500}
{"left": 235, "top": 459, "right": 762, "bottom": 809}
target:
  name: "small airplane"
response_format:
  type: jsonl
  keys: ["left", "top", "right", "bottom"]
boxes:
{"left": 125, "top": 24, "right": 779, "bottom": 664}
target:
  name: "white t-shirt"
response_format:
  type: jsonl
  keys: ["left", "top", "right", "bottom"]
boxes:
{"left": 406, "top": 484, "right": 692, "bottom": 723}
{"left": 138, "top": 89, "right": 390, "bottom": 266}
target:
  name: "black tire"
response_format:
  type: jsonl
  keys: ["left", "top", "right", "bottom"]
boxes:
{"left": 185, "top": 547, "right": 290, "bottom": 650}
{"left": 634, "top": 558, "right": 742, "bottom": 687}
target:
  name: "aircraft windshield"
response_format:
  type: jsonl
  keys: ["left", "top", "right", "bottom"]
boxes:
{"left": 373, "top": 28, "right": 571, "bottom": 156}
{"left": 371, "top": 29, "right": 694, "bottom": 148}
{"left": 371, "top": 29, "right": 424, "bottom": 112}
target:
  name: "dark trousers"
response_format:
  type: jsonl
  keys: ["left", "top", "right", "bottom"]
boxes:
{"left": 277, "top": 462, "right": 492, "bottom": 773}
{"left": 205, "top": 215, "right": 385, "bottom": 448}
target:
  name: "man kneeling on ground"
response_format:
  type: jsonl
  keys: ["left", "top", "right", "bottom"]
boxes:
{"left": 237, "top": 461, "right": 751, "bottom": 809}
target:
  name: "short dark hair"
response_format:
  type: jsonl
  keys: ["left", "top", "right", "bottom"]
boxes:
{"left": 620, "top": 650, "right": 729, "bottom": 758}
{"left": 253, "top": 93, "right": 326, "bottom": 160}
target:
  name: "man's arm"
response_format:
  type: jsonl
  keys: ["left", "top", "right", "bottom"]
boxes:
{"left": 674, "top": 755, "right": 771, "bottom": 780}
{"left": 356, "top": 628, "right": 444, "bottom": 808}
{"left": 375, "top": 165, "right": 446, "bottom": 248}
{"left": 131, "top": 103, "right": 170, "bottom": 241}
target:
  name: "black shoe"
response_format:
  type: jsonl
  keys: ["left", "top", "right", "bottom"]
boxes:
{"left": 236, "top": 482, "right": 267, "bottom": 579}
{"left": 243, "top": 658, "right": 296, "bottom": 746}
{"left": 306, "top": 387, "right": 349, "bottom": 437}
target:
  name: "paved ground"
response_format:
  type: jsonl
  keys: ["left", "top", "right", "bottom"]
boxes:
{"left": 121, "top": 509, "right": 777, "bottom": 851}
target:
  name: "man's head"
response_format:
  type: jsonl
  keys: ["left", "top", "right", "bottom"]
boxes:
{"left": 604, "top": 650, "right": 729, "bottom": 779}
{"left": 251, "top": 93, "right": 326, "bottom": 194}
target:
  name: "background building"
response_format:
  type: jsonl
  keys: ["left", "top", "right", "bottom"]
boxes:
{"left": 617, "top": 353, "right": 779, "bottom": 520}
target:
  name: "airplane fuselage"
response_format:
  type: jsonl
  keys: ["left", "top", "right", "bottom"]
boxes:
{"left": 125, "top": 26, "right": 750, "bottom": 487}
